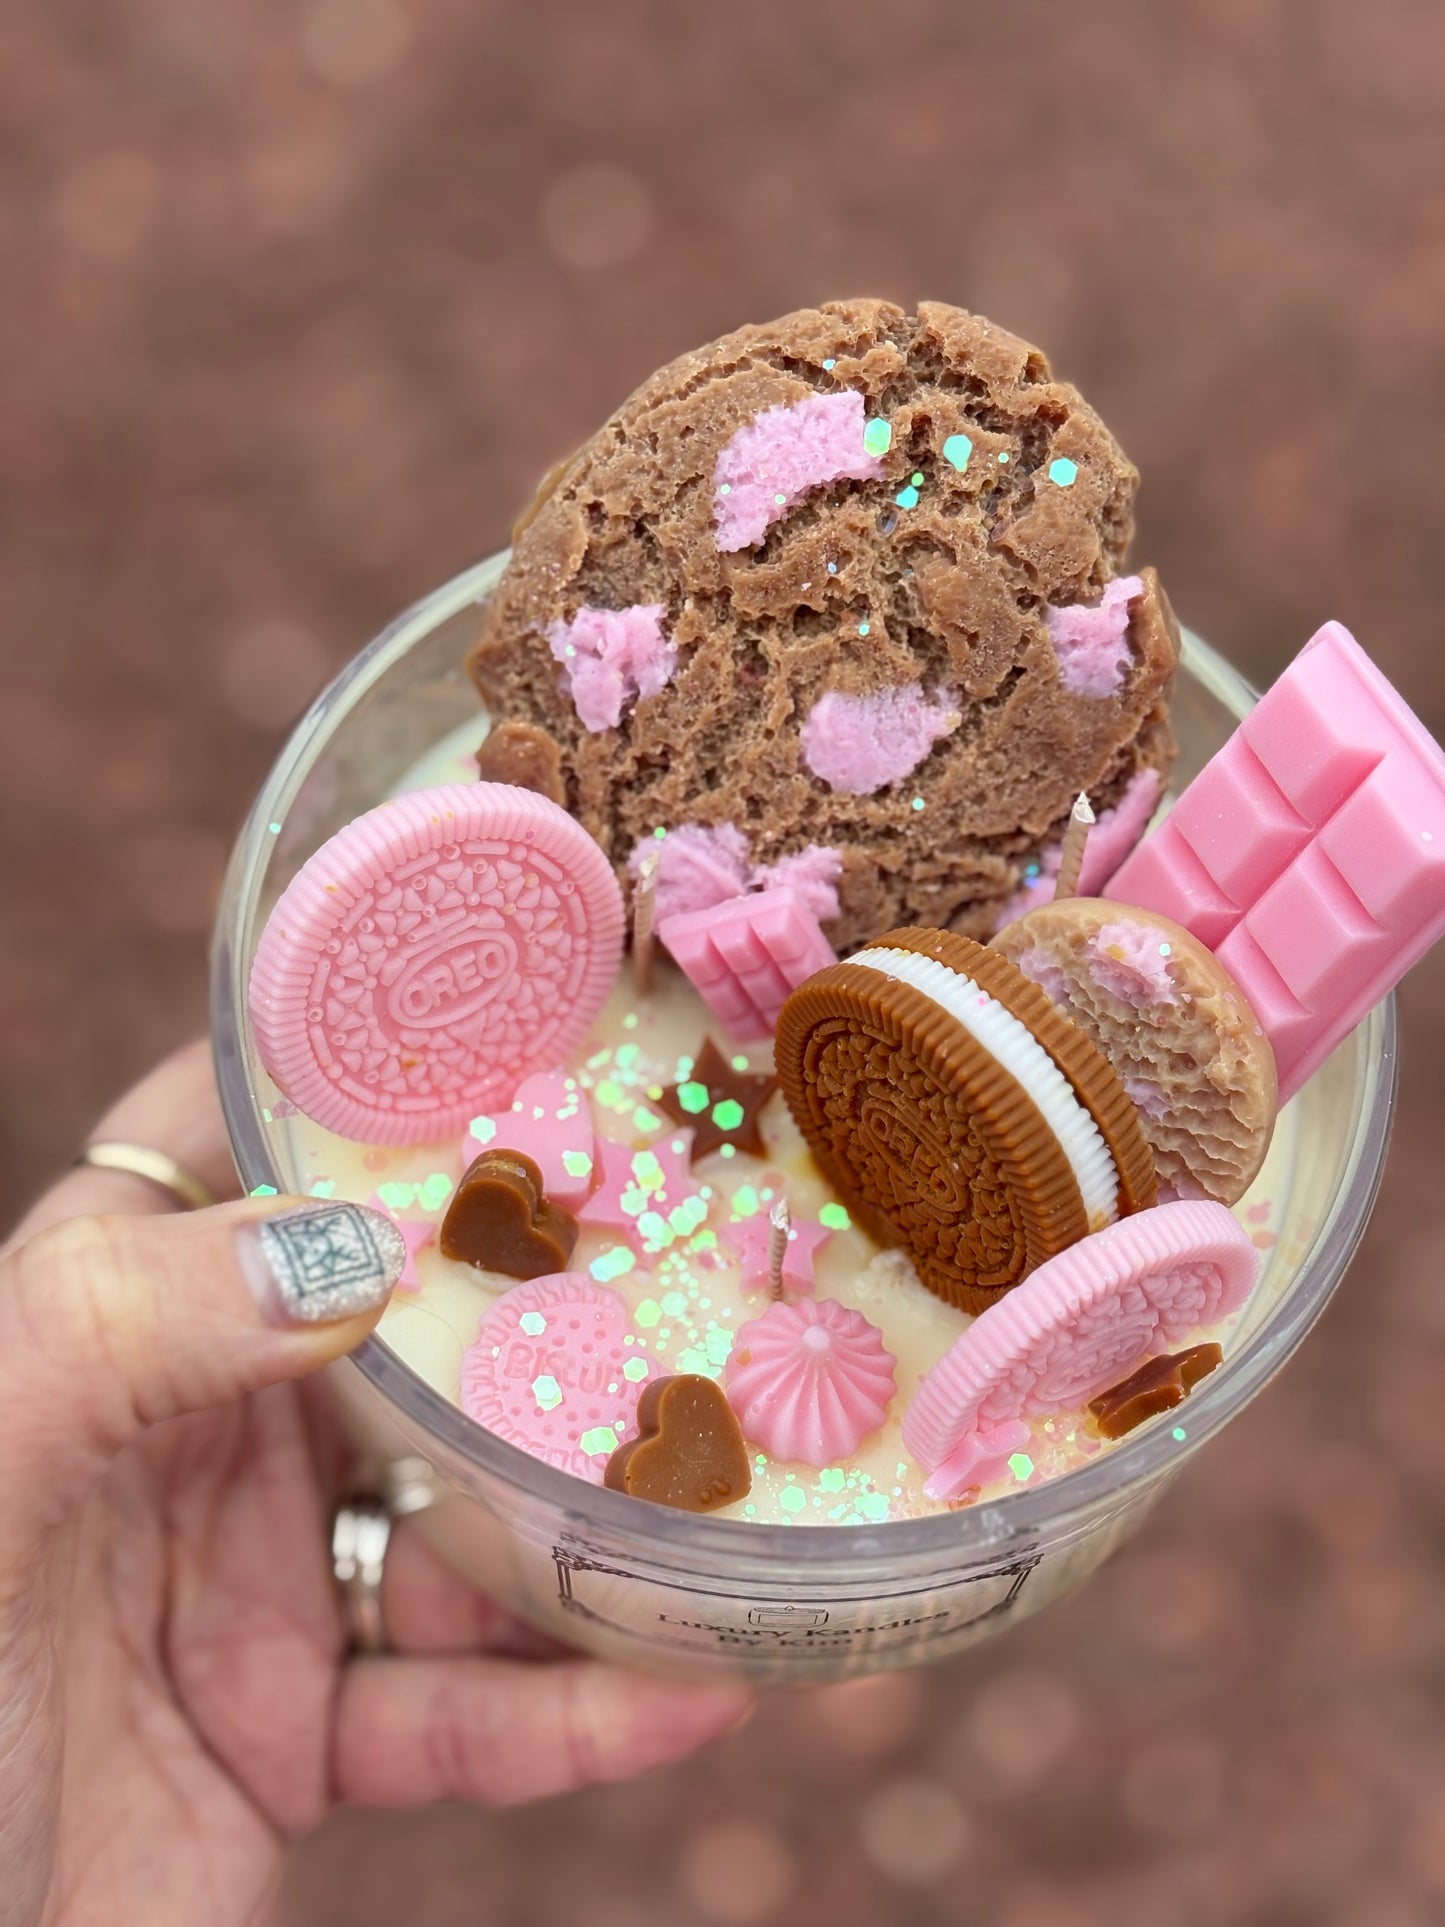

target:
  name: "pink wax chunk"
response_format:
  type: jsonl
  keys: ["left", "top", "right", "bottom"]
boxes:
{"left": 461, "top": 1070, "right": 597, "bottom": 1211}
{"left": 658, "top": 887, "right": 837, "bottom": 1041}
{"left": 629, "top": 824, "right": 752, "bottom": 925}
{"left": 548, "top": 605, "right": 676, "bottom": 732}
{"left": 1044, "top": 576, "right": 1143, "bottom": 698}
{"left": 800, "top": 684, "right": 960, "bottom": 794}
{"left": 1108, "top": 621, "right": 1445, "bottom": 1100}
{"left": 713, "top": 391, "right": 882, "bottom": 552}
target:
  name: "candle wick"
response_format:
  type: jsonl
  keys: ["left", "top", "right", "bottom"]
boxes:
{"left": 1053, "top": 792, "right": 1095, "bottom": 902}
{"left": 632, "top": 849, "right": 660, "bottom": 997}
{"left": 767, "top": 1196, "right": 791, "bottom": 1302}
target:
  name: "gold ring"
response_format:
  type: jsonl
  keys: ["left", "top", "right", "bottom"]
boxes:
{"left": 76, "top": 1141, "right": 217, "bottom": 1213}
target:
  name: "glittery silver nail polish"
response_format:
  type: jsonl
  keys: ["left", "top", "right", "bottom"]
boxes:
{"left": 242, "top": 1202, "right": 406, "bottom": 1325}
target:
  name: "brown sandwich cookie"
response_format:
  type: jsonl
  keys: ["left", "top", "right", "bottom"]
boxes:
{"left": 993, "top": 899, "right": 1277, "bottom": 1205}
{"left": 775, "top": 928, "right": 1156, "bottom": 1314}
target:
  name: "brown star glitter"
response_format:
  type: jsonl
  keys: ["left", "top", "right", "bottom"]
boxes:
{"left": 659, "top": 1038, "right": 778, "bottom": 1163}
{"left": 1088, "top": 1342, "right": 1223, "bottom": 1439}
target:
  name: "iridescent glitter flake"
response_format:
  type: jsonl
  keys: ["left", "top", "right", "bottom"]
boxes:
{"left": 863, "top": 417, "right": 892, "bottom": 458}
{"left": 942, "top": 433, "right": 972, "bottom": 472}
{"left": 1049, "top": 457, "right": 1079, "bottom": 487}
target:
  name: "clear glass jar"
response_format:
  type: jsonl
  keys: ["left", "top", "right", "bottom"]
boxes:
{"left": 211, "top": 555, "right": 1396, "bottom": 1684}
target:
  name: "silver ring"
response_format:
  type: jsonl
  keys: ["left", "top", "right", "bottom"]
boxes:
{"left": 331, "top": 1498, "right": 393, "bottom": 1653}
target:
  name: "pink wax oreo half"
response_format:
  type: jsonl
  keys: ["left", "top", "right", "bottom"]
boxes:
{"left": 249, "top": 783, "right": 625, "bottom": 1144}
{"left": 904, "top": 1201, "right": 1258, "bottom": 1501}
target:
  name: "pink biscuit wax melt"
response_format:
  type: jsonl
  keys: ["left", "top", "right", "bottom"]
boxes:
{"left": 249, "top": 783, "right": 624, "bottom": 1144}
{"left": 462, "top": 1273, "right": 657, "bottom": 1483}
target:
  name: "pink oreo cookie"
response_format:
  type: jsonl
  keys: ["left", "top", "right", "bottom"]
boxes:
{"left": 250, "top": 784, "right": 624, "bottom": 1145}
{"left": 904, "top": 1202, "right": 1258, "bottom": 1501}
{"left": 461, "top": 1273, "right": 656, "bottom": 1483}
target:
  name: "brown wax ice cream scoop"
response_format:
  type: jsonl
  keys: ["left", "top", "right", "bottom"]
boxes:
{"left": 604, "top": 1374, "right": 752, "bottom": 1513}
{"left": 440, "top": 1149, "right": 579, "bottom": 1279}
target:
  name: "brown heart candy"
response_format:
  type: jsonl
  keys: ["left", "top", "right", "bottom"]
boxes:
{"left": 440, "top": 1149, "right": 579, "bottom": 1280}
{"left": 604, "top": 1374, "right": 752, "bottom": 1513}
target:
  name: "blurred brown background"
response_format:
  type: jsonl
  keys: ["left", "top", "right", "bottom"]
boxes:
{"left": 5, "top": 0, "right": 1445, "bottom": 1921}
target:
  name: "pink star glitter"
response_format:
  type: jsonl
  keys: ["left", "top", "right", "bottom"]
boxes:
{"left": 576, "top": 1131, "right": 708, "bottom": 1259}
{"left": 720, "top": 1210, "right": 832, "bottom": 1296}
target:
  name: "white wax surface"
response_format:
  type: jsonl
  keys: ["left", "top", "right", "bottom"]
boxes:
{"left": 270, "top": 724, "right": 1295, "bottom": 1526}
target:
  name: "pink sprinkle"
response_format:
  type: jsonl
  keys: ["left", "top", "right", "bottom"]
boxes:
{"left": 548, "top": 604, "right": 676, "bottom": 732}
{"left": 1045, "top": 575, "right": 1143, "bottom": 699}
{"left": 713, "top": 391, "right": 882, "bottom": 552}
{"left": 751, "top": 844, "right": 843, "bottom": 923}
{"left": 630, "top": 823, "right": 752, "bottom": 925}
{"left": 1088, "top": 920, "right": 1179, "bottom": 1005}
{"left": 800, "top": 684, "right": 960, "bottom": 795}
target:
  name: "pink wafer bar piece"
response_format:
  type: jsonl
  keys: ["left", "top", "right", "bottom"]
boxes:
{"left": 657, "top": 886, "right": 836, "bottom": 1041}
{"left": 461, "top": 1273, "right": 656, "bottom": 1483}
{"left": 461, "top": 1070, "right": 597, "bottom": 1210}
{"left": 249, "top": 783, "right": 625, "bottom": 1144}
{"left": 903, "top": 1202, "right": 1258, "bottom": 1502}
{"left": 1107, "top": 622, "right": 1445, "bottom": 1100}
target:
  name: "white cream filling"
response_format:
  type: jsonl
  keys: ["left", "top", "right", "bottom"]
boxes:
{"left": 850, "top": 945, "right": 1119, "bottom": 1228}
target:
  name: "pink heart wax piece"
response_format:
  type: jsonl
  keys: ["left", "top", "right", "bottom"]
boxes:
{"left": 903, "top": 1202, "right": 1258, "bottom": 1502}
{"left": 460, "top": 1273, "right": 656, "bottom": 1483}
{"left": 462, "top": 1071, "right": 597, "bottom": 1211}
{"left": 726, "top": 1296, "right": 897, "bottom": 1466}
{"left": 1107, "top": 622, "right": 1445, "bottom": 1100}
{"left": 658, "top": 887, "right": 837, "bottom": 1041}
{"left": 248, "top": 783, "right": 624, "bottom": 1145}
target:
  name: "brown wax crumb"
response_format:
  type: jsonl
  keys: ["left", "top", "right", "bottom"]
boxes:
{"left": 440, "top": 1149, "right": 578, "bottom": 1279}
{"left": 1088, "top": 1342, "right": 1223, "bottom": 1439}
{"left": 475, "top": 721, "right": 567, "bottom": 805}
{"left": 605, "top": 1374, "right": 751, "bottom": 1513}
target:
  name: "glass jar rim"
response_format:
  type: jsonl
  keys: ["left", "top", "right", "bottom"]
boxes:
{"left": 211, "top": 555, "right": 1397, "bottom": 1569}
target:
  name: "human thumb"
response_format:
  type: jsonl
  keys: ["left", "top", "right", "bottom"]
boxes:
{"left": 0, "top": 1197, "right": 404, "bottom": 1549}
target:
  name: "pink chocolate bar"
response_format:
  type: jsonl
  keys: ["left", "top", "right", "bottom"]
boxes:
{"left": 658, "top": 886, "right": 836, "bottom": 1040}
{"left": 1107, "top": 621, "right": 1445, "bottom": 1100}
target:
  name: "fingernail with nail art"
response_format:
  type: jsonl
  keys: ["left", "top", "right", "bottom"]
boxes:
{"left": 240, "top": 1202, "right": 406, "bottom": 1326}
